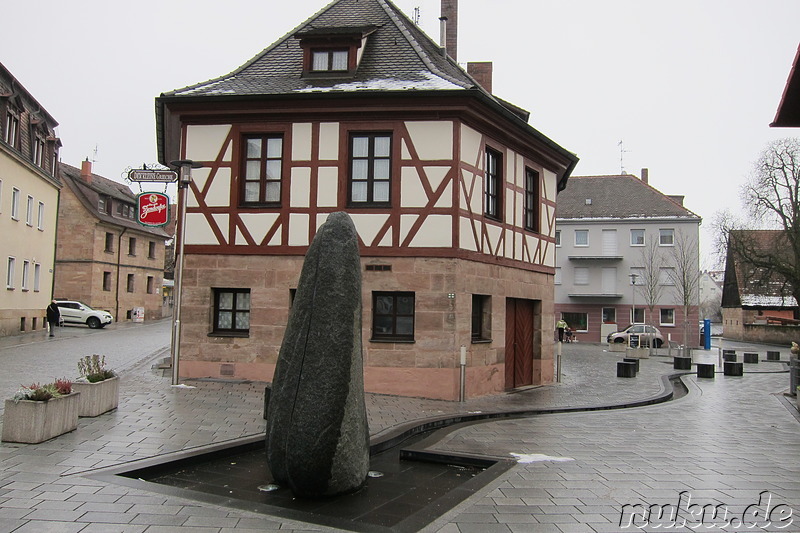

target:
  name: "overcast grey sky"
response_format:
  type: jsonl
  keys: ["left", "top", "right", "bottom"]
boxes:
{"left": 4, "top": 0, "right": 799, "bottom": 263}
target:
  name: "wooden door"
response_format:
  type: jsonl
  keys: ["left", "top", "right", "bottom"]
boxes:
{"left": 505, "top": 298, "right": 535, "bottom": 389}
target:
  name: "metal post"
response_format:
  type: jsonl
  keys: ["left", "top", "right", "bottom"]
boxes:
{"left": 169, "top": 160, "right": 201, "bottom": 386}
{"left": 556, "top": 341, "right": 562, "bottom": 383}
{"left": 459, "top": 345, "right": 467, "bottom": 402}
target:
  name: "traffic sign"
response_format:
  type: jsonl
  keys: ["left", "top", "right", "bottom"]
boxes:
{"left": 128, "top": 169, "right": 178, "bottom": 183}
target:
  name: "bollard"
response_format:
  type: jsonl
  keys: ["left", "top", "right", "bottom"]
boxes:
{"left": 617, "top": 361, "right": 636, "bottom": 378}
{"left": 766, "top": 351, "right": 780, "bottom": 361}
{"left": 724, "top": 362, "right": 744, "bottom": 376}
{"left": 743, "top": 352, "right": 759, "bottom": 364}
{"left": 697, "top": 363, "right": 715, "bottom": 379}
{"left": 723, "top": 353, "right": 737, "bottom": 362}
{"left": 674, "top": 356, "right": 692, "bottom": 370}
{"left": 623, "top": 358, "right": 640, "bottom": 373}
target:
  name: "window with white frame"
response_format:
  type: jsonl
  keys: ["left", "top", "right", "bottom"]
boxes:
{"left": 6, "top": 257, "right": 15, "bottom": 289}
{"left": 21, "top": 260, "right": 29, "bottom": 290}
{"left": 575, "top": 229, "right": 589, "bottom": 246}
{"left": 4, "top": 108, "right": 19, "bottom": 147}
{"left": 311, "top": 49, "right": 349, "bottom": 72}
{"left": 555, "top": 230, "right": 561, "bottom": 246}
{"left": 630, "top": 229, "right": 645, "bottom": 246}
{"left": 660, "top": 308, "right": 675, "bottom": 325}
{"left": 659, "top": 228, "right": 674, "bottom": 246}
{"left": 37, "top": 202, "right": 44, "bottom": 230}
{"left": 26, "top": 195, "right": 33, "bottom": 226}
{"left": 554, "top": 267, "right": 562, "bottom": 285}
{"left": 11, "top": 188, "right": 20, "bottom": 220}
{"left": 659, "top": 267, "right": 676, "bottom": 285}
{"left": 574, "top": 267, "right": 589, "bottom": 285}
{"left": 33, "top": 263, "right": 41, "bottom": 292}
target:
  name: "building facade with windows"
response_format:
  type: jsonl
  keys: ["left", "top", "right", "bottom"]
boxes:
{"left": 156, "top": 0, "right": 577, "bottom": 400}
{"left": 554, "top": 171, "right": 701, "bottom": 346}
{"left": 0, "top": 62, "right": 62, "bottom": 337}
{"left": 54, "top": 161, "right": 169, "bottom": 323}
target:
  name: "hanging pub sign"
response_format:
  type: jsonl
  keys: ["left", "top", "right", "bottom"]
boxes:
{"left": 137, "top": 192, "right": 170, "bottom": 227}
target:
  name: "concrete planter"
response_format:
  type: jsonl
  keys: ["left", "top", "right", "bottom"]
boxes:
{"left": 72, "top": 376, "right": 119, "bottom": 417}
{"left": 626, "top": 347, "right": 650, "bottom": 359}
{"left": 1, "top": 392, "right": 80, "bottom": 443}
{"left": 609, "top": 343, "right": 626, "bottom": 353}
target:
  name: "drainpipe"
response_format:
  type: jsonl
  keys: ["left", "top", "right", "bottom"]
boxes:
{"left": 115, "top": 227, "right": 128, "bottom": 322}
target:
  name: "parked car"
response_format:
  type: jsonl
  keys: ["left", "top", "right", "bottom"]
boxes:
{"left": 55, "top": 300, "right": 113, "bottom": 329}
{"left": 607, "top": 324, "right": 664, "bottom": 348}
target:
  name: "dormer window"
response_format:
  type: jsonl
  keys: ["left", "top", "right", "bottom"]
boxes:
{"left": 296, "top": 25, "right": 377, "bottom": 79}
{"left": 312, "top": 49, "right": 349, "bottom": 72}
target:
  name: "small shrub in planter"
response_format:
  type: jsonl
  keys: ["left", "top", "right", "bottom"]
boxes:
{"left": 73, "top": 354, "right": 119, "bottom": 417}
{"left": 3, "top": 379, "right": 80, "bottom": 444}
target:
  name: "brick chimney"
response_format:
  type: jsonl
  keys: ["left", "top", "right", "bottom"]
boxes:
{"left": 467, "top": 62, "right": 493, "bottom": 93}
{"left": 441, "top": 0, "right": 458, "bottom": 60}
{"left": 668, "top": 195, "right": 685, "bottom": 206}
{"left": 81, "top": 159, "right": 93, "bottom": 184}
{"left": 640, "top": 167, "right": 649, "bottom": 184}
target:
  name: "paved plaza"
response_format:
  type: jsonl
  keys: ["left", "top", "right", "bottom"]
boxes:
{"left": 0, "top": 321, "right": 798, "bottom": 532}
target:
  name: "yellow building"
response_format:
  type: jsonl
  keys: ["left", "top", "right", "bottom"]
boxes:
{"left": 0, "top": 62, "right": 62, "bottom": 337}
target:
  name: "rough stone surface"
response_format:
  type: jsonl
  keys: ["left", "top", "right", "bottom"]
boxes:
{"left": 265, "top": 212, "right": 369, "bottom": 497}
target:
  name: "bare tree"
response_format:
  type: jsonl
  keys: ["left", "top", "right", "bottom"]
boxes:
{"left": 668, "top": 230, "right": 700, "bottom": 347}
{"left": 635, "top": 239, "right": 665, "bottom": 349}
{"left": 715, "top": 138, "right": 800, "bottom": 308}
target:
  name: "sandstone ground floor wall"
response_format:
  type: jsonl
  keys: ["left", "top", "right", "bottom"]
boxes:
{"left": 54, "top": 261, "right": 163, "bottom": 323}
{"left": 176, "top": 254, "right": 555, "bottom": 400}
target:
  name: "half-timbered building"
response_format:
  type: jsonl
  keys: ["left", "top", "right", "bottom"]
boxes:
{"left": 156, "top": 0, "right": 577, "bottom": 400}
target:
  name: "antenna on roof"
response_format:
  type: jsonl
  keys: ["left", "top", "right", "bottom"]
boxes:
{"left": 91, "top": 144, "right": 99, "bottom": 164}
{"left": 617, "top": 139, "right": 630, "bottom": 174}
{"left": 413, "top": 6, "right": 420, "bottom": 25}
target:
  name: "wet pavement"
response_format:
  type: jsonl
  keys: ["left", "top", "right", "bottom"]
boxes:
{"left": 0, "top": 322, "right": 797, "bottom": 532}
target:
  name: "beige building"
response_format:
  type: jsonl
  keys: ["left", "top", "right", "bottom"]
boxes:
{"left": 0, "top": 62, "right": 62, "bottom": 337}
{"left": 54, "top": 161, "right": 170, "bottom": 323}
{"left": 156, "top": 0, "right": 577, "bottom": 400}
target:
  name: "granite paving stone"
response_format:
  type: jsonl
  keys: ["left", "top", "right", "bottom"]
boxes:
{"left": 0, "top": 321, "right": 797, "bottom": 532}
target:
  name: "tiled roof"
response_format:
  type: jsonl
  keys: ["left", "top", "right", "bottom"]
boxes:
{"left": 162, "top": 0, "right": 480, "bottom": 98}
{"left": 555, "top": 174, "right": 701, "bottom": 221}
{"left": 59, "top": 162, "right": 170, "bottom": 238}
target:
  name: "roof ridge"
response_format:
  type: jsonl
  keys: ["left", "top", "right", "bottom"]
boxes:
{"left": 375, "top": 0, "right": 471, "bottom": 89}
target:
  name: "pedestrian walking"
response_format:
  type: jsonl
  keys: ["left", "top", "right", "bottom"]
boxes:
{"left": 556, "top": 318, "right": 568, "bottom": 343}
{"left": 46, "top": 300, "right": 60, "bottom": 337}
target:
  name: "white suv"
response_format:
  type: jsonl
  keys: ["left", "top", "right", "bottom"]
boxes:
{"left": 55, "top": 300, "right": 113, "bottom": 329}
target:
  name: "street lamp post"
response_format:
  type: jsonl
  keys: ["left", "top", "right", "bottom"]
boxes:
{"left": 629, "top": 273, "right": 638, "bottom": 326}
{"left": 169, "top": 159, "right": 202, "bottom": 386}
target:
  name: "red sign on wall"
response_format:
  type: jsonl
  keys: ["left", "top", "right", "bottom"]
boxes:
{"left": 137, "top": 192, "right": 170, "bottom": 227}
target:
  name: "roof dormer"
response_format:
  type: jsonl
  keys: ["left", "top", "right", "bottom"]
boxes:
{"left": 295, "top": 25, "right": 378, "bottom": 79}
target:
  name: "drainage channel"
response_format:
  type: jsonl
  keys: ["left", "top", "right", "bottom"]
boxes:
{"left": 92, "top": 373, "right": 688, "bottom": 533}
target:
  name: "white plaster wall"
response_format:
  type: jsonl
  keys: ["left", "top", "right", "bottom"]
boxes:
{"left": 543, "top": 169, "right": 557, "bottom": 203}
{"left": 317, "top": 167, "right": 338, "bottom": 207}
{"left": 460, "top": 124, "right": 482, "bottom": 166}
{"left": 459, "top": 217, "right": 478, "bottom": 251}
{"left": 290, "top": 167, "right": 311, "bottom": 208}
{"left": 351, "top": 214, "right": 390, "bottom": 247}
{"left": 401, "top": 167, "right": 427, "bottom": 208}
{"left": 318, "top": 123, "right": 339, "bottom": 160}
{"left": 204, "top": 168, "right": 231, "bottom": 207}
{"left": 409, "top": 215, "right": 452, "bottom": 247}
{"left": 239, "top": 213, "right": 279, "bottom": 245}
{"left": 186, "top": 213, "right": 220, "bottom": 245}
{"left": 404, "top": 121, "right": 453, "bottom": 161}
{"left": 185, "top": 125, "right": 231, "bottom": 162}
{"left": 292, "top": 123, "right": 313, "bottom": 161}
{"left": 288, "top": 214, "right": 309, "bottom": 246}
{"left": 187, "top": 168, "right": 210, "bottom": 208}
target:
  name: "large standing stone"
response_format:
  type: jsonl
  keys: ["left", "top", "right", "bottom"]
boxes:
{"left": 265, "top": 212, "right": 369, "bottom": 497}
